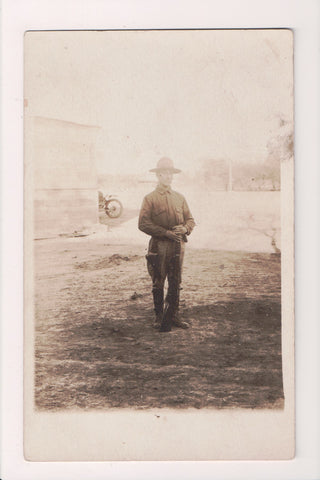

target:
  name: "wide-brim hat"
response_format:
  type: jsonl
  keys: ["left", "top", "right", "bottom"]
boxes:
{"left": 149, "top": 157, "right": 181, "bottom": 174}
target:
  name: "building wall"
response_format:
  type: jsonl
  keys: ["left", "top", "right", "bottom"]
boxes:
{"left": 30, "top": 116, "right": 100, "bottom": 238}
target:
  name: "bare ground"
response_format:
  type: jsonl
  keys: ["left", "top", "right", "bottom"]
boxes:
{"left": 34, "top": 233, "right": 283, "bottom": 411}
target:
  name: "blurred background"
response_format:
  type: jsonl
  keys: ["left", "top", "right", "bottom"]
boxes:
{"left": 25, "top": 30, "right": 293, "bottom": 252}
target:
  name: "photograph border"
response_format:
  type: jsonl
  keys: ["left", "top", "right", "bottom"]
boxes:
{"left": 24, "top": 27, "right": 293, "bottom": 462}
{"left": 1, "top": 0, "right": 320, "bottom": 478}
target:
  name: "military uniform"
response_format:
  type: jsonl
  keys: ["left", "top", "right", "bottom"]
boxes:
{"left": 139, "top": 183, "right": 195, "bottom": 330}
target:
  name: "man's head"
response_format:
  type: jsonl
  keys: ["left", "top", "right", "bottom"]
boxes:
{"left": 156, "top": 169, "right": 173, "bottom": 187}
{"left": 150, "top": 157, "right": 181, "bottom": 187}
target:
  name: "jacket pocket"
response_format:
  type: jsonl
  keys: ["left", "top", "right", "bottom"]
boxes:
{"left": 154, "top": 208, "right": 166, "bottom": 216}
{"left": 152, "top": 208, "right": 167, "bottom": 227}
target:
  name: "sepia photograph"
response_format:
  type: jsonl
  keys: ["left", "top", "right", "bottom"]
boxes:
{"left": 23, "top": 28, "right": 294, "bottom": 461}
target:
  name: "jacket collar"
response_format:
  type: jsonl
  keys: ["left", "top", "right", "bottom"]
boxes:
{"left": 156, "top": 184, "right": 172, "bottom": 195}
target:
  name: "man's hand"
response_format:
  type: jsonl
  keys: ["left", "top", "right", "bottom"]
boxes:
{"left": 165, "top": 230, "right": 181, "bottom": 242}
{"left": 172, "top": 224, "right": 187, "bottom": 235}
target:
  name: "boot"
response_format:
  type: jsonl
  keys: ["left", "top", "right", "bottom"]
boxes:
{"left": 152, "top": 288, "right": 163, "bottom": 329}
{"left": 168, "top": 288, "right": 189, "bottom": 329}
{"left": 172, "top": 313, "right": 189, "bottom": 329}
{"left": 154, "top": 312, "right": 163, "bottom": 330}
{"left": 159, "top": 303, "right": 172, "bottom": 332}
{"left": 160, "top": 291, "right": 175, "bottom": 332}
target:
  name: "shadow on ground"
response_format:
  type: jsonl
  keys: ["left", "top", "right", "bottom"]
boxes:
{"left": 35, "top": 295, "right": 283, "bottom": 410}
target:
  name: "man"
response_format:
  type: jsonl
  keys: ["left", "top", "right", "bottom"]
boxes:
{"left": 138, "top": 157, "right": 195, "bottom": 332}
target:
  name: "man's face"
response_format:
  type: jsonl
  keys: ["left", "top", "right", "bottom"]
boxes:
{"left": 156, "top": 169, "right": 173, "bottom": 187}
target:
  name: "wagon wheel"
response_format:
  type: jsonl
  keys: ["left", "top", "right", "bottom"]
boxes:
{"left": 105, "top": 199, "right": 123, "bottom": 218}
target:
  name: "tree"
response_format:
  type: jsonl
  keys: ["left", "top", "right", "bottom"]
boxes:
{"left": 265, "top": 116, "right": 293, "bottom": 189}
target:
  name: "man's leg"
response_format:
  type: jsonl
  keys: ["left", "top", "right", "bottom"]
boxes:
{"left": 147, "top": 239, "right": 167, "bottom": 329}
{"left": 152, "top": 287, "right": 164, "bottom": 329}
{"left": 166, "top": 241, "right": 189, "bottom": 329}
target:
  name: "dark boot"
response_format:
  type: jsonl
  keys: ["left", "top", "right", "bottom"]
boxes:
{"left": 160, "top": 291, "right": 175, "bottom": 332}
{"left": 169, "top": 288, "right": 189, "bottom": 329}
{"left": 159, "top": 302, "right": 172, "bottom": 332}
{"left": 172, "top": 313, "right": 189, "bottom": 329}
{"left": 152, "top": 288, "right": 163, "bottom": 329}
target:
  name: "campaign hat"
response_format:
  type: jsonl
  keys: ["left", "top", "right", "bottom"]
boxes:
{"left": 149, "top": 157, "right": 181, "bottom": 174}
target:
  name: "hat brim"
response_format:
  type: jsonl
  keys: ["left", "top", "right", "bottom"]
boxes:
{"left": 149, "top": 167, "right": 181, "bottom": 174}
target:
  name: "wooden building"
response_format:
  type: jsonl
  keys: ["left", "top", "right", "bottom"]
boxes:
{"left": 27, "top": 116, "right": 101, "bottom": 238}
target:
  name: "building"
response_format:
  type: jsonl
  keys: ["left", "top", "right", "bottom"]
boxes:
{"left": 27, "top": 116, "right": 101, "bottom": 238}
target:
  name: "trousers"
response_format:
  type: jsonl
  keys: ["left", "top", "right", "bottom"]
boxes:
{"left": 148, "top": 238, "right": 185, "bottom": 293}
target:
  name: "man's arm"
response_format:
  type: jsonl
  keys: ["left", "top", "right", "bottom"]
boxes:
{"left": 138, "top": 196, "right": 168, "bottom": 237}
{"left": 182, "top": 198, "right": 195, "bottom": 235}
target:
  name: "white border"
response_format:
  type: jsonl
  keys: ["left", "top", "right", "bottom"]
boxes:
{"left": 1, "top": 0, "right": 319, "bottom": 478}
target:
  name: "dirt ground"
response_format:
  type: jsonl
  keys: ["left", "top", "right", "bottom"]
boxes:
{"left": 34, "top": 216, "right": 283, "bottom": 410}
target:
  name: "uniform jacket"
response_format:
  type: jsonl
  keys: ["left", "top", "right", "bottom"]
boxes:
{"left": 138, "top": 185, "right": 195, "bottom": 241}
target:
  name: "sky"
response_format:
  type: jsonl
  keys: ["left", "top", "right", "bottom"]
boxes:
{"left": 24, "top": 29, "right": 293, "bottom": 175}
